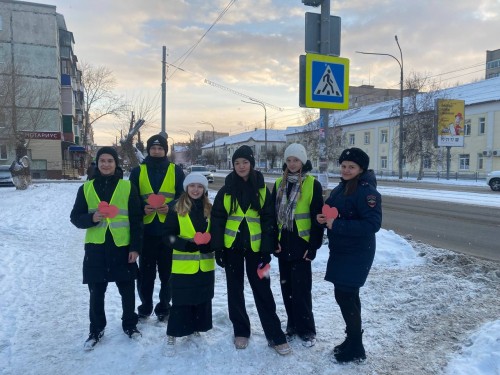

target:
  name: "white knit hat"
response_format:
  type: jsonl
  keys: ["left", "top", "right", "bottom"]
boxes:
{"left": 183, "top": 173, "right": 208, "bottom": 192}
{"left": 284, "top": 143, "right": 308, "bottom": 165}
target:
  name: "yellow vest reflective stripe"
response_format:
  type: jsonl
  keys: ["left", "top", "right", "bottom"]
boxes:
{"left": 275, "top": 175, "right": 314, "bottom": 242}
{"left": 171, "top": 214, "right": 214, "bottom": 274}
{"left": 139, "top": 163, "right": 176, "bottom": 224}
{"left": 223, "top": 187, "right": 266, "bottom": 252}
{"left": 83, "top": 180, "right": 131, "bottom": 246}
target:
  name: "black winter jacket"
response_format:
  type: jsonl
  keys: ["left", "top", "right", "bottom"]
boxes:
{"left": 324, "top": 170, "right": 382, "bottom": 288}
{"left": 70, "top": 169, "right": 143, "bottom": 284}
{"left": 211, "top": 170, "right": 275, "bottom": 254}
{"left": 163, "top": 197, "right": 214, "bottom": 306}
{"left": 129, "top": 156, "right": 185, "bottom": 236}
{"left": 271, "top": 176, "right": 324, "bottom": 261}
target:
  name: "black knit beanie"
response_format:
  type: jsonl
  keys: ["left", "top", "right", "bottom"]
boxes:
{"left": 147, "top": 134, "right": 168, "bottom": 154}
{"left": 338, "top": 147, "right": 369, "bottom": 170}
{"left": 232, "top": 145, "right": 255, "bottom": 168}
{"left": 96, "top": 146, "right": 120, "bottom": 166}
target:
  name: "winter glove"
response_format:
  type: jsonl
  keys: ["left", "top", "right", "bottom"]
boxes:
{"left": 184, "top": 241, "right": 198, "bottom": 253}
{"left": 198, "top": 244, "right": 212, "bottom": 254}
{"left": 259, "top": 252, "right": 271, "bottom": 267}
{"left": 304, "top": 248, "right": 317, "bottom": 261}
{"left": 215, "top": 249, "right": 225, "bottom": 268}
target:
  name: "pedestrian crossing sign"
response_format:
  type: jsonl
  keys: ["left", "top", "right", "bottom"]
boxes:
{"left": 305, "top": 53, "right": 349, "bottom": 109}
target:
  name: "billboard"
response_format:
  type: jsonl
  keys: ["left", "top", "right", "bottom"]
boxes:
{"left": 435, "top": 99, "right": 465, "bottom": 147}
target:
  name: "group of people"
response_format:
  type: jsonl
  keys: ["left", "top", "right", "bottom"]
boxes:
{"left": 70, "top": 134, "right": 382, "bottom": 364}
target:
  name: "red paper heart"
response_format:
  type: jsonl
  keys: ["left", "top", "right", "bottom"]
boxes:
{"left": 194, "top": 232, "right": 211, "bottom": 245}
{"left": 257, "top": 263, "right": 271, "bottom": 280}
{"left": 322, "top": 204, "right": 338, "bottom": 220}
{"left": 147, "top": 194, "right": 165, "bottom": 208}
{"left": 98, "top": 201, "right": 119, "bottom": 219}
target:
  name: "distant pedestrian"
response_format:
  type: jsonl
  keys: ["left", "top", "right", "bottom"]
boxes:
{"left": 162, "top": 173, "right": 214, "bottom": 354}
{"left": 70, "top": 146, "right": 143, "bottom": 350}
{"left": 210, "top": 145, "right": 291, "bottom": 355}
{"left": 86, "top": 161, "right": 96, "bottom": 180}
{"left": 272, "top": 143, "right": 324, "bottom": 347}
{"left": 316, "top": 147, "right": 382, "bottom": 363}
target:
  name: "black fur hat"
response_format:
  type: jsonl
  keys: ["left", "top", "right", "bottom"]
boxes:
{"left": 338, "top": 147, "right": 369, "bottom": 170}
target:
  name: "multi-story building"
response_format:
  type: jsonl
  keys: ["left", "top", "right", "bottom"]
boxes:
{"left": 485, "top": 49, "right": 500, "bottom": 79}
{"left": 0, "top": 0, "right": 84, "bottom": 179}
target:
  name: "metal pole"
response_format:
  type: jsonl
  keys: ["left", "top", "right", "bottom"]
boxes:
{"left": 319, "top": 0, "right": 331, "bottom": 173}
{"left": 356, "top": 36, "right": 404, "bottom": 179}
{"left": 242, "top": 98, "right": 267, "bottom": 171}
{"left": 395, "top": 35, "right": 404, "bottom": 179}
{"left": 161, "top": 46, "right": 167, "bottom": 139}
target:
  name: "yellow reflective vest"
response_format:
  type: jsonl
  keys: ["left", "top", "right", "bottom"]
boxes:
{"left": 275, "top": 175, "right": 314, "bottom": 242}
{"left": 171, "top": 214, "right": 214, "bottom": 275}
{"left": 139, "top": 163, "right": 176, "bottom": 224}
{"left": 83, "top": 179, "right": 131, "bottom": 247}
{"left": 223, "top": 187, "right": 266, "bottom": 252}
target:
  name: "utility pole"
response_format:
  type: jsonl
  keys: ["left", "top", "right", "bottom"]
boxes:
{"left": 161, "top": 46, "right": 167, "bottom": 139}
{"left": 319, "top": 0, "right": 331, "bottom": 173}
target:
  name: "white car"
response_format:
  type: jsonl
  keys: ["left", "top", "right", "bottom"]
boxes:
{"left": 486, "top": 171, "right": 500, "bottom": 191}
{"left": 0, "top": 165, "right": 14, "bottom": 187}
{"left": 185, "top": 165, "right": 214, "bottom": 183}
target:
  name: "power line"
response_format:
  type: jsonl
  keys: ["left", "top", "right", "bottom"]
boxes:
{"left": 168, "top": 0, "right": 236, "bottom": 80}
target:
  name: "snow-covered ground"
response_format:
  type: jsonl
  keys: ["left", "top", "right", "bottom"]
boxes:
{"left": 0, "top": 181, "right": 498, "bottom": 375}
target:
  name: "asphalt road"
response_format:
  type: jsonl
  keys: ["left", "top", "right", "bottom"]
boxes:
{"left": 210, "top": 175, "right": 500, "bottom": 262}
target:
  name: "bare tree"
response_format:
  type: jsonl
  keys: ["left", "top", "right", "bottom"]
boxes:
{"left": 81, "top": 62, "right": 127, "bottom": 151}
{"left": 1, "top": 63, "right": 58, "bottom": 188}
{"left": 395, "top": 72, "right": 443, "bottom": 179}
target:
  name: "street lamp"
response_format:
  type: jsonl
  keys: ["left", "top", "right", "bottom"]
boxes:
{"left": 198, "top": 121, "right": 216, "bottom": 166}
{"left": 242, "top": 98, "right": 267, "bottom": 171}
{"left": 356, "top": 35, "right": 404, "bottom": 179}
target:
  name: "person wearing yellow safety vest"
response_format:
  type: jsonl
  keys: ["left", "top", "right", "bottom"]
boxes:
{"left": 70, "top": 147, "right": 144, "bottom": 350}
{"left": 272, "top": 143, "right": 324, "bottom": 349}
{"left": 211, "top": 145, "right": 291, "bottom": 356}
{"left": 161, "top": 173, "right": 214, "bottom": 354}
{"left": 129, "top": 134, "right": 185, "bottom": 323}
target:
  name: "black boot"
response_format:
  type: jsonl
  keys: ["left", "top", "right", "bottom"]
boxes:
{"left": 334, "top": 330, "right": 366, "bottom": 363}
{"left": 333, "top": 330, "right": 350, "bottom": 354}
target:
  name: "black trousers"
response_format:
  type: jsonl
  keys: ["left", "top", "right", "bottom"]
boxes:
{"left": 278, "top": 258, "right": 316, "bottom": 337}
{"left": 166, "top": 301, "right": 213, "bottom": 337}
{"left": 225, "top": 249, "right": 286, "bottom": 345}
{"left": 88, "top": 280, "right": 138, "bottom": 333}
{"left": 334, "top": 286, "right": 362, "bottom": 336}
{"left": 137, "top": 235, "right": 172, "bottom": 316}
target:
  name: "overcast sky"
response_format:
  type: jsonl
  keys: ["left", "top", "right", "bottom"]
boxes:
{"left": 41, "top": 0, "right": 500, "bottom": 145}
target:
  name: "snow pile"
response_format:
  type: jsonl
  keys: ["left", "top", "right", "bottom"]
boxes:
{"left": 0, "top": 182, "right": 498, "bottom": 375}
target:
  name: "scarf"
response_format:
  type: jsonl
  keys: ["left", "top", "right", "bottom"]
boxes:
{"left": 276, "top": 172, "right": 302, "bottom": 230}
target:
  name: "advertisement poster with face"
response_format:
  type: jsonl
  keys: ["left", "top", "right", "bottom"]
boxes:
{"left": 436, "top": 99, "right": 465, "bottom": 147}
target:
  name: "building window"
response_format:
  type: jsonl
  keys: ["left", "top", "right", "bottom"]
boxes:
{"left": 364, "top": 132, "right": 370, "bottom": 145}
{"left": 380, "top": 156, "right": 387, "bottom": 169}
{"left": 349, "top": 134, "right": 355, "bottom": 145}
{"left": 478, "top": 154, "right": 484, "bottom": 170}
{"left": 380, "top": 129, "right": 388, "bottom": 143}
{"left": 260, "top": 145, "right": 265, "bottom": 153}
{"left": 479, "top": 117, "right": 485, "bottom": 134}
{"left": 459, "top": 154, "right": 470, "bottom": 170}
{"left": 335, "top": 136, "right": 342, "bottom": 147}
{"left": 464, "top": 119, "right": 471, "bottom": 136}
{"left": 0, "top": 144, "right": 7, "bottom": 160}
{"left": 0, "top": 16, "right": 3, "bottom": 31}
{"left": 0, "top": 111, "right": 5, "bottom": 128}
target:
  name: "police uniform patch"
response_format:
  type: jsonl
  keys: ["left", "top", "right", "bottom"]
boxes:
{"left": 367, "top": 195, "right": 377, "bottom": 208}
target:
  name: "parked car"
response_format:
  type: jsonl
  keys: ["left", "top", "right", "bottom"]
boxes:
{"left": 206, "top": 164, "right": 216, "bottom": 172}
{"left": 0, "top": 165, "right": 15, "bottom": 187}
{"left": 486, "top": 171, "right": 500, "bottom": 191}
{"left": 186, "top": 165, "right": 214, "bottom": 183}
